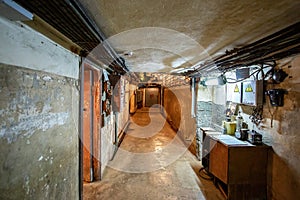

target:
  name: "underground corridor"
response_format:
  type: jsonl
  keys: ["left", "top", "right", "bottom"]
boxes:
{"left": 81, "top": 74, "right": 225, "bottom": 199}
{"left": 1, "top": 1, "right": 300, "bottom": 200}
{"left": 79, "top": 69, "right": 273, "bottom": 200}
{"left": 83, "top": 107, "right": 225, "bottom": 200}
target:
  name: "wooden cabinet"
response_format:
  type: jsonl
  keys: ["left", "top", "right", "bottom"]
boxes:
{"left": 208, "top": 135, "right": 270, "bottom": 200}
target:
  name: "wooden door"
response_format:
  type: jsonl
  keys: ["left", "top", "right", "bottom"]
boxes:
{"left": 82, "top": 66, "right": 101, "bottom": 182}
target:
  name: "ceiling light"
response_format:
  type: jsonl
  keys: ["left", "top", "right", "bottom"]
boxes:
{"left": 123, "top": 51, "right": 133, "bottom": 57}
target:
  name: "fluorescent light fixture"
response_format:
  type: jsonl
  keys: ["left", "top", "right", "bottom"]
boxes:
{"left": 170, "top": 68, "right": 184, "bottom": 73}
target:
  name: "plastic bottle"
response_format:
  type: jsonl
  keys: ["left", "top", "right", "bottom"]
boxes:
{"left": 236, "top": 111, "right": 243, "bottom": 132}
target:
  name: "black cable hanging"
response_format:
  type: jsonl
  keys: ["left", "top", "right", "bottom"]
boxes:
{"left": 185, "top": 22, "right": 300, "bottom": 77}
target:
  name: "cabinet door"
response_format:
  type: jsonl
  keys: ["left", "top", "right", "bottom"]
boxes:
{"left": 227, "top": 147, "right": 269, "bottom": 200}
{"left": 209, "top": 141, "right": 228, "bottom": 184}
{"left": 228, "top": 147, "right": 268, "bottom": 184}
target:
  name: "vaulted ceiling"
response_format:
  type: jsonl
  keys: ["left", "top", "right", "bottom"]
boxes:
{"left": 13, "top": 0, "right": 300, "bottom": 75}
{"left": 77, "top": 0, "right": 300, "bottom": 74}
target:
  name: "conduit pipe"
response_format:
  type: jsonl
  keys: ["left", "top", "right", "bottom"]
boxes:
{"left": 186, "top": 22, "right": 300, "bottom": 76}
{"left": 67, "top": 0, "right": 129, "bottom": 74}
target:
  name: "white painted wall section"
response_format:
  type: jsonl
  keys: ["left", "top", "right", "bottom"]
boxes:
{"left": 0, "top": 16, "right": 79, "bottom": 79}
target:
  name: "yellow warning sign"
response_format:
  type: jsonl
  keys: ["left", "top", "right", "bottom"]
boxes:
{"left": 245, "top": 84, "right": 253, "bottom": 92}
{"left": 234, "top": 84, "right": 239, "bottom": 92}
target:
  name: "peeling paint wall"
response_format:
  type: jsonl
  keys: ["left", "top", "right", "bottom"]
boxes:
{"left": 100, "top": 77, "right": 130, "bottom": 177}
{"left": 116, "top": 78, "right": 130, "bottom": 134}
{"left": 241, "top": 55, "right": 300, "bottom": 200}
{"left": 0, "top": 64, "right": 79, "bottom": 200}
{"left": 129, "top": 84, "right": 138, "bottom": 114}
{"left": 196, "top": 55, "right": 300, "bottom": 199}
{"left": 0, "top": 16, "right": 79, "bottom": 79}
{"left": 0, "top": 17, "right": 79, "bottom": 200}
{"left": 100, "top": 114, "right": 115, "bottom": 176}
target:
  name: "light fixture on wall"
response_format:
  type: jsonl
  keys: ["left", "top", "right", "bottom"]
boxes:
{"left": 272, "top": 69, "right": 288, "bottom": 83}
{"left": 200, "top": 74, "right": 227, "bottom": 86}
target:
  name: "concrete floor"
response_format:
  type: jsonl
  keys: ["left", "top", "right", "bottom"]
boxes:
{"left": 83, "top": 108, "right": 225, "bottom": 200}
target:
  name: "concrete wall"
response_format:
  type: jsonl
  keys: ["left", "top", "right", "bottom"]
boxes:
{"left": 163, "top": 85, "right": 197, "bottom": 155}
{"left": 100, "top": 76, "right": 130, "bottom": 177}
{"left": 0, "top": 17, "right": 79, "bottom": 79}
{"left": 239, "top": 56, "right": 300, "bottom": 200}
{"left": 0, "top": 17, "right": 80, "bottom": 200}
{"left": 0, "top": 64, "right": 79, "bottom": 200}
{"left": 100, "top": 113, "right": 115, "bottom": 176}
{"left": 196, "top": 55, "right": 300, "bottom": 199}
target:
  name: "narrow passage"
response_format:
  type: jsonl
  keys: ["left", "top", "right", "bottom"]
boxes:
{"left": 83, "top": 108, "right": 225, "bottom": 200}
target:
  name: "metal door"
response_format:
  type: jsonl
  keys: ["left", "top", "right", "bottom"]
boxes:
{"left": 145, "top": 88, "right": 160, "bottom": 107}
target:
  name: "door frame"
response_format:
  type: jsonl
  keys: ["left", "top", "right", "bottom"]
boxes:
{"left": 79, "top": 60, "right": 102, "bottom": 199}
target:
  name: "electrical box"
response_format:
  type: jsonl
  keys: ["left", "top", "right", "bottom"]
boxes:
{"left": 242, "top": 80, "right": 263, "bottom": 106}
{"left": 226, "top": 82, "right": 242, "bottom": 103}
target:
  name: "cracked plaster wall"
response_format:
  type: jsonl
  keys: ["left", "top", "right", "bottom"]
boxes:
{"left": 0, "top": 65, "right": 79, "bottom": 200}
{"left": 0, "top": 17, "right": 80, "bottom": 200}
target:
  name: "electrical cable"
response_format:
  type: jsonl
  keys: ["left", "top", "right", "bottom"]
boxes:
{"left": 226, "top": 67, "right": 263, "bottom": 83}
{"left": 199, "top": 167, "right": 214, "bottom": 180}
{"left": 225, "top": 63, "right": 275, "bottom": 83}
{"left": 217, "top": 181, "right": 228, "bottom": 199}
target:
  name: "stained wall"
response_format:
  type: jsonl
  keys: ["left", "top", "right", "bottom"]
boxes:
{"left": 163, "top": 85, "right": 197, "bottom": 155}
{"left": 100, "top": 77, "right": 131, "bottom": 177}
{"left": 196, "top": 54, "right": 300, "bottom": 199}
{"left": 0, "top": 17, "right": 80, "bottom": 200}
{"left": 242, "top": 56, "right": 300, "bottom": 199}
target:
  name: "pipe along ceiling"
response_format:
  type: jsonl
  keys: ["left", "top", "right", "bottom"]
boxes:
{"left": 14, "top": 0, "right": 300, "bottom": 77}
{"left": 185, "top": 22, "right": 300, "bottom": 77}
{"left": 15, "top": 0, "right": 129, "bottom": 75}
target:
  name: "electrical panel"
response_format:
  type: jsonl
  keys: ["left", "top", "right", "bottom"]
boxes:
{"left": 226, "top": 82, "right": 242, "bottom": 103}
{"left": 242, "top": 80, "right": 263, "bottom": 106}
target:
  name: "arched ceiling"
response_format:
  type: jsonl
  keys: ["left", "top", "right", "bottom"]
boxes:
{"left": 78, "top": 0, "right": 300, "bottom": 73}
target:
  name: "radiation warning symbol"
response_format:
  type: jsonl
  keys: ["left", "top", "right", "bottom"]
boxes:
{"left": 245, "top": 84, "right": 253, "bottom": 92}
{"left": 234, "top": 84, "right": 239, "bottom": 92}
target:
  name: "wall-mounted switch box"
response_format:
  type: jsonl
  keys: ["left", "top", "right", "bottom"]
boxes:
{"left": 242, "top": 80, "right": 263, "bottom": 106}
{"left": 226, "top": 82, "right": 242, "bottom": 103}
